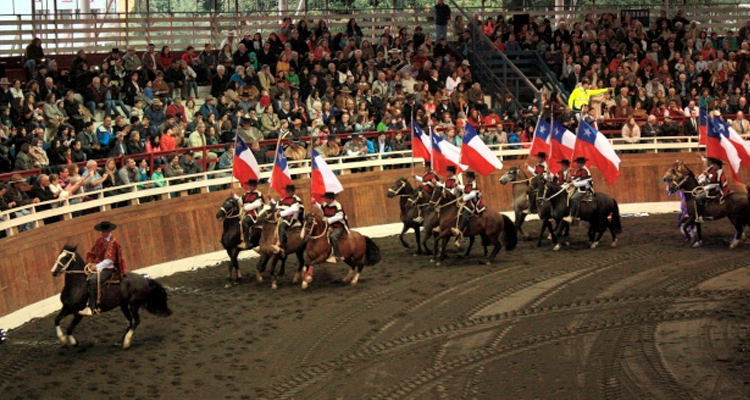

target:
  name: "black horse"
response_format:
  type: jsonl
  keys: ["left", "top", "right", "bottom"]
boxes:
{"left": 51, "top": 245, "right": 172, "bottom": 349}
{"left": 387, "top": 177, "right": 430, "bottom": 254}
{"left": 537, "top": 180, "right": 623, "bottom": 249}
{"left": 216, "top": 195, "right": 271, "bottom": 287}
{"left": 534, "top": 178, "right": 573, "bottom": 250}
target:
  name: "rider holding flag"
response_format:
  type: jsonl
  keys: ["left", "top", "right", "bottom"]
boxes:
{"left": 272, "top": 184, "right": 304, "bottom": 254}
{"left": 313, "top": 192, "right": 347, "bottom": 263}
{"left": 563, "top": 157, "right": 593, "bottom": 224}
{"left": 695, "top": 157, "right": 728, "bottom": 223}
{"left": 438, "top": 165, "right": 462, "bottom": 196}
{"left": 412, "top": 161, "right": 438, "bottom": 223}
{"left": 452, "top": 171, "right": 485, "bottom": 237}
{"left": 524, "top": 152, "right": 553, "bottom": 214}
{"left": 236, "top": 179, "right": 265, "bottom": 249}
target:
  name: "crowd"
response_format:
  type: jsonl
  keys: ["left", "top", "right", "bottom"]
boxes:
{"left": 3, "top": 6, "right": 750, "bottom": 230}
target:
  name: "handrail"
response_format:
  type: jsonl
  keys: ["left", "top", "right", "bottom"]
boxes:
{"left": 531, "top": 50, "right": 569, "bottom": 102}
{"left": 0, "top": 135, "right": 721, "bottom": 236}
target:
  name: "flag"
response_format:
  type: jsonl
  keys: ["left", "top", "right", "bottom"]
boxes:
{"left": 461, "top": 124, "right": 503, "bottom": 175}
{"left": 270, "top": 145, "right": 292, "bottom": 195}
{"left": 699, "top": 107, "right": 708, "bottom": 145}
{"left": 412, "top": 123, "right": 432, "bottom": 160}
{"left": 311, "top": 149, "right": 344, "bottom": 202}
{"left": 721, "top": 119, "right": 750, "bottom": 168}
{"left": 549, "top": 120, "right": 576, "bottom": 173}
{"left": 707, "top": 117, "right": 742, "bottom": 177}
{"left": 431, "top": 131, "right": 468, "bottom": 175}
{"left": 233, "top": 138, "right": 261, "bottom": 186}
{"left": 529, "top": 117, "right": 551, "bottom": 158}
{"left": 573, "top": 120, "right": 621, "bottom": 185}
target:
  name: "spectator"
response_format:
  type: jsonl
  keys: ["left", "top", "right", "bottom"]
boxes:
{"left": 621, "top": 116, "right": 642, "bottom": 149}
{"left": 164, "top": 152, "right": 184, "bottom": 182}
{"left": 118, "top": 157, "right": 138, "bottom": 191}
{"left": 433, "top": 0, "right": 451, "bottom": 41}
{"left": 285, "top": 137, "right": 307, "bottom": 161}
{"left": 4, "top": 174, "right": 39, "bottom": 231}
{"left": 150, "top": 159, "right": 166, "bottom": 188}
{"left": 108, "top": 130, "right": 128, "bottom": 157}
{"left": 14, "top": 142, "right": 33, "bottom": 171}
{"left": 24, "top": 38, "right": 45, "bottom": 78}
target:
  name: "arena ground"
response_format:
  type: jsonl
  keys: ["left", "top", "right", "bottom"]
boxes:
{"left": 1, "top": 213, "right": 750, "bottom": 400}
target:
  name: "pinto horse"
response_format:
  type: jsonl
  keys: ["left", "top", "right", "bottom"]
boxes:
{"left": 430, "top": 185, "right": 517, "bottom": 265}
{"left": 216, "top": 195, "right": 269, "bottom": 287}
{"left": 387, "top": 177, "right": 429, "bottom": 254}
{"left": 51, "top": 245, "right": 172, "bottom": 349}
{"left": 300, "top": 212, "right": 381, "bottom": 289}
{"left": 256, "top": 203, "right": 305, "bottom": 290}
{"left": 499, "top": 166, "right": 533, "bottom": 238}
{"left": 662, "top": 160, "right": 750, "bottom": 248}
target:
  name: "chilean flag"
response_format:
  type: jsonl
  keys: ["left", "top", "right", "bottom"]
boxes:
{"left": 707, "top": 117, "right": 742, "bottom": 178}
{"left": 270, "top": 145, "right": 293, "bottom": 195}
{"left": 529, "top": 118, "right": 551, "bottom": 157}
{"left": 311, "top": 149, "right": 344, "bottom": 202}
{"left": 720, "top": 118, "right": 750, "bottom": 168}
{"left": 233, "top": 138, "right": 261, "bottom": 187}
{"left": 412, "top": 123, "right": 432, "bottom": 160}
{"left": 431, "top": 132, "right": 468, "bottom": 175}
{"left": 549, "top": 120, "right": 576, "bottom": 173}
{"left": 461, "top": 124, "right": 503, "bottom": 175}
{"left": 698, "top": 107, "right": 708, "bottom": 145}
{"left": 574, "top": 120, "right": 621, "bottom": 185}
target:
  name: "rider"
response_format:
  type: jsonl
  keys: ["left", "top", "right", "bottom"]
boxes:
{"left": 563, "top": 157, "right": 593, "bottom": 224}
{"left": 695, "top": 158, "right": 728, "bottom": 223}
{"left": 555, "top": 159, "right": 573, "bottom": 185}
{"left": 236, "top": 179, "right": 265, "bottom": 249}
{"left": 313, "top": 192, "right": 347, "bottom": 263}
{"left": 438, "top": 165, "right": 462, "bottom": 197}
{"left": 524, "top": 152, "right": 552, "bottom": 214}
{"left": 79, "top": 221, "right": 127, "bottom": 316}
{"left": 272, "top": 184, "right": 304, "bottom": 254}
{"left": 452, "top": 171, "right": 485, "bottom": 237}
{"left": 411, "top": 161, "right": 438, "bottom": 223}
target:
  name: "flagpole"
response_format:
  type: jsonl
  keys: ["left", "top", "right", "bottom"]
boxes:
{"left": 229, "top": 124, "right": 242, "bottom": 193}
{"left": 267, "top": 130, "right": 288, "bottom": 197}
{"left": 410, "top": 106, "right": 416, "bottom": 176}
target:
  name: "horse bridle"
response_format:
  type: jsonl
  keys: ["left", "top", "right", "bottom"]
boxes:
{"left": 53, "top": 250, "right": 86, "bottom": 275}
{"left": 219, "top": 203, "right": 241, "bottom": 219}
{"left": 430, "top": 187, "right": 460, "bottom": 210}
{"left": 540, "top": 182, "right": 568, "bottom": 202}
{"left": 388, "top": 180, "right": 411, "bottom": 197}
{"left": 666, "top": 164, "right": 692, "bottom": 193}
{"left": 504, "top": 168, "right": 532, "bottom": 184}
{"left": 303, "top": 216, "right": 329, "bottom": 240}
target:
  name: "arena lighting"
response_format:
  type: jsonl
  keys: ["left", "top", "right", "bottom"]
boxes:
{"left": 0, "top": 329, "right": 7, "bottom": 343}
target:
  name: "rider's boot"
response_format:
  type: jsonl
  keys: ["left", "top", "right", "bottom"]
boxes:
{"left": 412, "top": 208, "right": 424, "bottom": 224}
{"left": 326, "top": 240, "right": 341, "bottom": 263}
{"left": 237, "top": 231, "right": 249, "bottom": 249}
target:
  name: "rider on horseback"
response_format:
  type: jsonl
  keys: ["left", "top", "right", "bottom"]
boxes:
{"left": 313, "top": 192, "right": 347, "bottom": 263}
{"left": 272, "top": 184, "right": 304, "bottom": 254}
{"left": 452, "top": 171, "right": 485, "bottom": 237}
{"left": 236, "top": 179, "right": 265, "bottom": 249}
{"left": 412, "top": 161, "right": 438, "bottom": 223}
{"left": 438, "top": 165, "right": 462, "bottom": 196}
{"left": 695, "top": 158, "right": 728, "bottom": 223}
{"left": 563, "top": 157, "right": 593, "bottom": 224}
{"left": 524, "top": 152, "right": 552, "bottom": 214}
{"left": 555, "top": 159, "right": 573, "bottom": 185}
{"left": 79, "top": 221, "right": 127, "bottom": 316}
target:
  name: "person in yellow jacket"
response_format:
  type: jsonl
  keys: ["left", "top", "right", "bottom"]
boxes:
{"left": 567, "top": 79, "right": 611, "bottom": 112}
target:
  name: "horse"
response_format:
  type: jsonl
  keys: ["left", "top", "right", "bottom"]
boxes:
{"left": 300, "top": 212, "right": 381, "bottom": 289}
{"left": 50, "top": 245, "right": 172, "bottom": 349}
{"left": 387, "top": 177, "right": 429, "bottom": 254}
{"left": 499, "top": 166, "right": 533, "bottom": 238}
{"left": 532, "top": 177, "right": 572, "bottom": 250}
{"left": 537, "top": 180, "right": 623, "bottom": 249}
{"left": 662, "top": 160, "right": 750, "bottom": 248}
{"left": 430, "top": 185, "right": 517, "bottom": 265}
{"left": 216, "top": 195, "right": 270, "bottom": 288}
{"left": 256, "top": 203, "right": 306, "bottom": 290}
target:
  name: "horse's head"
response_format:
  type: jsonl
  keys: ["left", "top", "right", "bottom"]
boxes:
{"left": 429, "top": 185, "right": 453, "bottom": 206}
{"left": 217, "top": 196, "right": 240, "bottom": 221}
{"left": 51, "top": 244, "right": 80, "bottom": 277}
{"left": 387, "top": 177, "right": 410, "bottom": 198}
{"left": 499, "top": 166, "right": 522, "bottom": 185}
{"left": 301, "top": 212, "right": 324, "bottom": 240}
{"left": 529, "top": 173, "right": 546, "bottom": 191}
{"left": 663, "top": 160, "right": 693, "bottom": 195}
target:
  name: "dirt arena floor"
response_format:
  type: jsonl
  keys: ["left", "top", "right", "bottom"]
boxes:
{"left": 2, "top": 212, "right": 750, "bottom": 400}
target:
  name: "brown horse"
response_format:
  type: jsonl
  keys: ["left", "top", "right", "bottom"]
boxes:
{"left": 430, "top": 185, "right": 517, "bottom": 265}
{"left": 663, "top": 160, "right": 750, "bottom": 248}
{"left": 256, "top": 203, "right": 306, "bottom": 289}
{"left": 387, "top": 177, "right": 430, "bottom": 254}
{"left": 300, "top": 212, "right": 381, "bottom": 289}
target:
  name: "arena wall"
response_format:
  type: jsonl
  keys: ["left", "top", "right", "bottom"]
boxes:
{"left": 0, "top": 153, "right": 743, "bottom": 318}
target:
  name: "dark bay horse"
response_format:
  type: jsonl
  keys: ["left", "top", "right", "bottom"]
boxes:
{"left": 430, "top": 186, "right": 517, "bottom": 265}
{"left": 663, "top": 160, "right": 750, "bottom": 248}
{"left": 51, "top": 245, "right": 172, "bottom": 349}
{"left": 499, "top": 166, "right": 533, "bottom": 238}
{"left": 216, "top": 195, "right": 269, "bottom": 287}
{"left": 300, "top": 213, "right": 381, "bottom": 289}
{"left": 533, "top": 178, "right": 572, "bottom": 250}
{"left": 537, "top": 181, "right": 623, "bottom": 249}
{"left": 256, "top": 204, "right": 306, "bottom": 290}
{"left": 387, "top": 177, "right": 428, "bottom": 254}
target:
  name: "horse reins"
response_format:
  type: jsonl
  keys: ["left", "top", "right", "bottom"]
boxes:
{"left": 219, "top": 205, "right": 240, "bottom": 219}
{"left": 54, "top": 250, "right": 87, "bottom": 275}
{"left": 540, "top": 184, "right": 568, "bottom": 201}
{"left": 304, "top": 217, "right": 329, "bottom": 240}
{"left": 388, "top": 180, "right": 412, "bottom": 197}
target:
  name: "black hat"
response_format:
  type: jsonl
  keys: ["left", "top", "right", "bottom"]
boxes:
{"left": 446, "top": 165, "right": 457, "bottom": 173}
{"left": 424, "top": 160, "right": 431, "bottom": 167}
{"left": 465, "top": 171, "right": 476, "bottom": 178}
{"left": 112, "top": 48, "right": 120, "bottom": 53}
{"left": 709, "top": 158, "right": 723, "bottom": 166}
{"left": 290, "top": 137, "right": 302, "bottom": 144}
{"left": 557, "top": 159, "right": 571, "bottom": 165}
{"left": 94, "top": 221, "right": 117, "bottom": 232}
{"left": 247, "top": 179, "right": 259, "bottom": 186}
{"left": 536, "top": 152, "right": 547, "bottom": 158}
{"left": 324, "top": 192, "right": 336, "bottom": 198}
{"left": 285, "top": 184, "right": 296, "bottom": 191}
{"left": 574, "top": 157, "right": 588, "bottom": 163}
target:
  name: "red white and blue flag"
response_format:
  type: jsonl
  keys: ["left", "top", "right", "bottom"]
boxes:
{"left": 430, "top": 131, "right": 467, "bottom": 175}
{"left": 699, "top": 107, "right": 708, "bottom": 145}
{"left": 270, "top": 145, "right": 293, "bottom": 195}
{"left": 707, "top": 117, "right": 743, "bottom": 177}
{"left": 574, "top": 120, "right": 621, "bottom": 185}
{"left": 412, "top": 123, "right": 432, "bottom": 161}
{"left": 529, "top": 117, "right": 551, "bottom": 158}
{"left": 461, "top": 124, "right": 503, "bottom": 175}
{"left": 233, "top": 138, "right": 261, "bottom": 187}
{"left": 549, "top": 120, "right": 576, "bottom": 173}
{"left": 311, "top": 149, "right": 344, "bottom": 202}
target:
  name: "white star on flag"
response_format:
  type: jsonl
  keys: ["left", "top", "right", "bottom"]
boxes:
{"left": 585, "top": 128, "right": 595, "bottom": 137}
{"left": 539, "top": 125, "right": 547, "bottom": 134}
{"left": 717, "top": 123, "right": 726, "bottom": 132}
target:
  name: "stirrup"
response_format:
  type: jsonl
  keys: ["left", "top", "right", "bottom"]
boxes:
{"left": 451, "top": 227, "right": 462, "bottom": 236}
{"left": 237, "top": 241, "right": 248, "bottom": 249}
{"left": 325, "top": 256, "right": 338, "bottom": 263}
{"left": 78, "top": 307, "right": 97, "bottom": 316}
{"left": 695, "top": 216, "right": 704, "bottom": 223}
{"left": 522, "top": 209, "right": 531, "bottom": 214}
{"left": 270, "top": 244, "right": 282, "bottom": 254}
{"left": 562, "top": 216, "right": 573, "bottom": 223}
{"left": 413, "top": 216, "right": 424, "bottom": 223}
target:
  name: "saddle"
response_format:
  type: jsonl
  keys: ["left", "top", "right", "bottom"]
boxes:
{"left": 581, "top": 192, "right": 595, "bottom": 202}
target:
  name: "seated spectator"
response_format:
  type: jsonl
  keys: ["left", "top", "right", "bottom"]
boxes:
{"left": 28, "top": 138, "right": 50, "bottom": 170}
{"left": 150, "top": 159, "right": 166, "bottom": 188}
{"left": 621, "top": 116, "right": 642, "bottom": 150}
{"left": 164, "top": 153, "right": 185, "bottom": 183}
{"left": 285, "top": 137, "right": 307, "bottom": 161}
{"left": 4, "top": 174, "right": 39, "bottom": 231}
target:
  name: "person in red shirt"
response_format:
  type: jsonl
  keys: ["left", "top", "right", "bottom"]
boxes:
{"left": 79, "top": 221, "right": 127, "bottom": 316}
{"left": 166, "top": 97, "right": 187, "bottom": 124}
{"left": 695, "top": 158, "right": 728, "bottom": 223}
{"left": 482, "top": 109, "right": 502, "bottom": 128}
{"left": 160, "top": 127, "right": 177, "bottom": 151}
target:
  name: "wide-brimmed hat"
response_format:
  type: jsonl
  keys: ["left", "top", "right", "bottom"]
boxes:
{"left": 340, "top": 87, "right": 352, "bottom": 94}
{"left": 465, "top": 171, "right": 476, "bottom": 178}
{"left": 247, "top": 179, "right": 259, "bottom": 186}
{"left": 204, "top": 95, "right": 214, "bottom": 102}
{"left": 446, "top": 165, "right": 457, "bottom": 173}
{"left": 462, "top": 60, "right": 471, "bottom": 66}
{"left": 708, "top": 158, "right": 723, "bottom": 166}
{"left": 536, "top": 152, "right": 547, "bottom": 158}
{"left": 285, "top": 184, "right": 296, "bottom": 191}
{"left": 389, "top": 48, "right": 401, "bottom": 54}
{"left": 0, "top": 77, "right": 10, "bottom": 85}
{"left": 324, "top": 192, "right": 336, "bottom": 198}
{"left": 8, "top": 174, "right": 25, "bottom": 184}
{"left": 151, "top": 99, "right": 163, "bottom": 106}
{"left": 574, "top": 157, "right": 588, "bottom": 163}
{"left": 94, "top": 221, "right": 117, "bottom": 232}
{"left": 557, "top": 159, "right": 571, "bottom": 165}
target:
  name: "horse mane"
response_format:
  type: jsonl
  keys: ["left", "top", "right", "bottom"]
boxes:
{"left": 680, "top": 162, "right": 695, "bottom": 176}
{"left": 63, "top": 243, "right": 79, "bottom": 252}
{"left": 513, "top": 165, "right": 529, "bottom": 179}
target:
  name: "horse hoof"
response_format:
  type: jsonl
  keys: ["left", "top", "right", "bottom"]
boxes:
{"left": 590, "top": 242, "right": 599, "bottom": 249}
{"left": 429, "top": 258, "right": 435, "bottom": 263}
{"left": 564, "top": 241, "right": 570, "bottom": 247}
{"left": 59, "top": 335, "right": 68, "bottom": 345}
{"left": 68, "top": 335, "right": 77, "bottom": 346}
{"left": 553, "top": 244, "right": 561, "bottom": 251}
{"left": 292, "top": 272, "right": 300, "bottom": 284}
{"left": 547, "top": 234, "right": 552, "bottom": 240}
{"left": 730, "top": 240, "right": 739, "bottom": 249}
{"left": 693, "top": 241, "right": 702, "bottom": 248}
{"left": 611, "top": 240, "right": 617, "bottom": 248}
{"left": 351, "top": 273, "right": 360, "bottom": 285}
{"left": 301, "top": 280, "right": 308, "bottom": 290}
{"left": 485, "top": 261, "right": 491, "bottom": 266}
{"left": 436, "top": 262, "right": 442, "bottom": 267}
{"left": 271, "top": 282, "right": 278, "bottom": 290}
{"left": 122, "top": 330, "right": 134, "bottom": 350}
{"left": 224, "top": 283, "right": 233, "bottom": 289}
{"left": 256, "top": 274, "right": 263, "bottom": 283}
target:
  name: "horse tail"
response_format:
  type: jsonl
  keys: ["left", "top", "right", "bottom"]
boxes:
{"left": 610, "top": 200, "right": 623, "bottom": 235}
{"left": 363, "top": 236, "right": 381, "bottom": 266}
{"left": 144, "top": 279, "right": 173, "bottom": 317}
{"left": 501, "top": 214, "right": 518, "bottom": 251}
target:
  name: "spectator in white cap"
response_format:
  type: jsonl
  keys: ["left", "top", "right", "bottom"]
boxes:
{"left": 220, "top": 31, "right": 238, "bottom": 54}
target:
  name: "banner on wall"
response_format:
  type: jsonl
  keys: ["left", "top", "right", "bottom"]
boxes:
{"left": 621, "top": 9, "right": 650, "bottom": 27}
